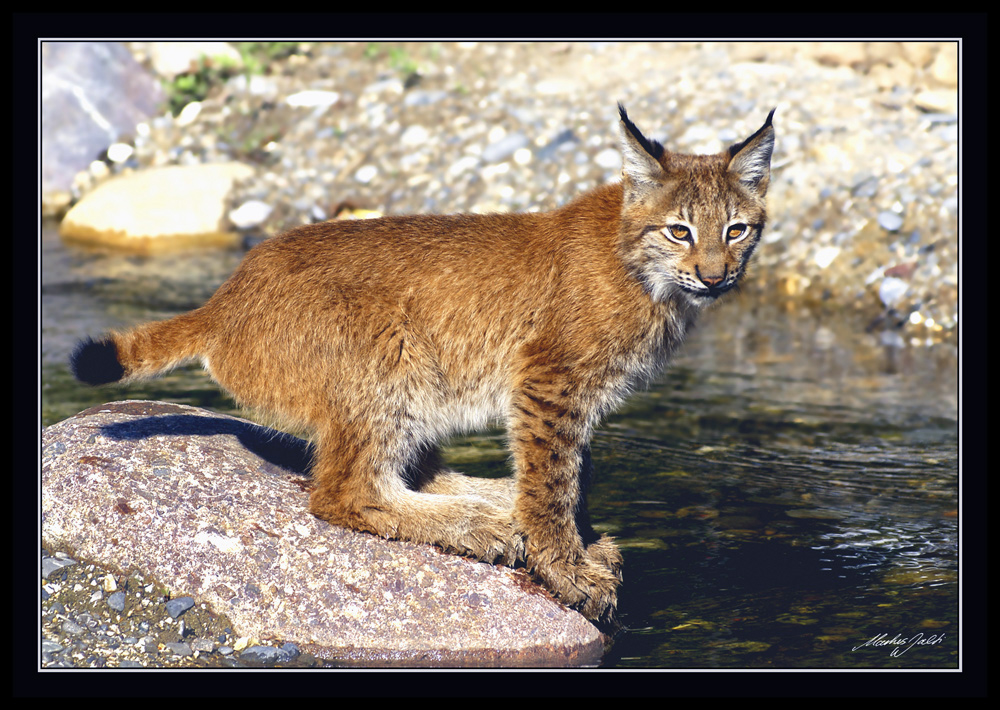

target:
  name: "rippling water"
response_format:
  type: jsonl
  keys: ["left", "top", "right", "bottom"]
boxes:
{"left": 41, "top": 223, "right": 959, "bottom": 668}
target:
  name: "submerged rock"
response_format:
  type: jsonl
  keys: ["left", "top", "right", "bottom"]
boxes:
{"left": 41, "top": 400, "right": 605, "bottom": 667}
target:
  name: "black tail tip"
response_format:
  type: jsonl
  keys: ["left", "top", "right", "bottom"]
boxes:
{"left": 70, "top": 337, "right": 125, "bottom": 386}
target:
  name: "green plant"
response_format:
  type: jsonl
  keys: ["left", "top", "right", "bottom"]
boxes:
{"left": 162, "top": 55, "right": 240, "bottom": 116}
{"left": 232, "top": 42, "right": 303, "bottom": 75}
{"left": 363, "top": 42, "right": 420, "bottom": 78}
{"left": 162, "top": 43, "right": 304, "bottom": 117}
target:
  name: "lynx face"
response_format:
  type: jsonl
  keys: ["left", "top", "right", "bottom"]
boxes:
{"left": 617, "top": 105, "right": 775, "bottom": 308}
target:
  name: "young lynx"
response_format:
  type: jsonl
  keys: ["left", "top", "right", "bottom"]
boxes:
{"left": 71, "top": 104, "right": 775, "bottom": 628}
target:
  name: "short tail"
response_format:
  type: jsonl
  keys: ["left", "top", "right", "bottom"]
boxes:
{"left": 70, "top": 337, "right": 127, "bottom": 385}
{"left": 70, "top": 311, "right": 208, "bottom": 386}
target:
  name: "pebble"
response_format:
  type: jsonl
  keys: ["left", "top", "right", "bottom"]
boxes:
{"left": 165, "top": 596, "right": 195, "bottom": 619}
{"left": 107, "top": 591, "right": 126, "bottom": 612}
{"left": 400, "top": 123, "right": 430, "bottom": 147}
{"left": 879, "top": 276, "right": 909, "bottom": 307}
{"left": 877, "top": 210, "right": 905, "bottom": 232}
{"left": 403, "top": 89, "right": 448, "bottom": 107}
{"left": 238, "top": 643, "right": 301, "bottom": 666}
{"left": 354, "top": 164, "right": 378, "bottom": 184}
{"left": 285, "top": 89, "right": 340, "bottom": 108}
{"left": 228, "top": 199, "right": 273, "bottom": 229}
{"left": 43, "top": 555, "right": 77, "bottom": 579}
{"left": 106, "top": 142, "right": 134, "bottom": 163}
{"left": 164, "top": 642, "right": 193, "bottom": 657}
{"left": 813, "top": 246, "right": 840, "bottom": 269}
{"left": 174, "top": 101, "right": 202, "bottom": 126}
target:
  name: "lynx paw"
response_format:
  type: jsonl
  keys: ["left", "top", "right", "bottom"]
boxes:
{"left": 442, "top": 509, "right": 525, "bottom": 567}
{"left": 309, "top": 488, "right": 524, "bottom": 567}
{"left": 586, "top": 534, "right": 624, "bottom": 581}
{"left": 529, "top": 541, "right": 622, "bottom": 625}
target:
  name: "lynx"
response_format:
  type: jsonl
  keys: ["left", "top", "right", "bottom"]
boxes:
{"left": 71, "top": 104, "right": 775, "bottom": 628}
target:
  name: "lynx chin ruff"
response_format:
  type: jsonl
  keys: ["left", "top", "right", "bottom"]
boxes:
{"left": 71, "top": 104, "right": 775, "bottom": 629}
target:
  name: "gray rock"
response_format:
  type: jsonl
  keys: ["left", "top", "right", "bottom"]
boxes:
{"left": 877, "top": 210, "right": 905, "bottom": 232}
{"left": 238, "top": 645, "right": 282, "bottom": 666}
{"left": 107, "top": 591, "right": 127, "bottom": 612}
{"left": 42, "top": 555, "right": 77, "bottom": 579}
{"left": 41, "top": 42, "right": 165, "bottom": 200}
{"left": 163, "top": 642, "right": 193, "bottom": 657}
{"left": 191, "top": 638, "right": 215, "bottom": 653}
{"left": 165, "top": 596, "right": 195, "bottom": 619}
{"left": 61, "top": 619, "right": 86, "bottom": 636}
{"left": 41, "top": 400, "right": 605, "bottom": 667}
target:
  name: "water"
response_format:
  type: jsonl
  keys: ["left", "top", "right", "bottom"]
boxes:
{"left": 41, "top": 222, "right": 959, "bottom": 668}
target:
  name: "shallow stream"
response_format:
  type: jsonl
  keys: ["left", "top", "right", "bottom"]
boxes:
{"left": 40, "top": 223, "right": 959, "bottom": 669}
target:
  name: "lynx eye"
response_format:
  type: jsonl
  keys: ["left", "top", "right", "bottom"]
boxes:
{"left": 726, "top": 223, "right": 749, "bottom": 242}
{"left": 663, "top": 224, "right": 693, "bottom": 244}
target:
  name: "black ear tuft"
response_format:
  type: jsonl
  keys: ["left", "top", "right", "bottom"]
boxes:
{"left": 728, "top": 108, "right": 776, "bottom": 161}
{"left": 726, "top": 108, "right": 776, "bottom": 196}
{"left": 618, "top": 103, "right": 664, "bottom": 161}
{"left": 70, "top": 336, "right": 125, "bottom": 385}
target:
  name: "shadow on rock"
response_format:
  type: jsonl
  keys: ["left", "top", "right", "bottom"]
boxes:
{"left": 91, "top": 405, "right": 314, "bottom": 475}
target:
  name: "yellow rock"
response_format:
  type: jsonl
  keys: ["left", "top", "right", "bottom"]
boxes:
{"left": 60, "top": 163, "right": 255, "bottom": 252}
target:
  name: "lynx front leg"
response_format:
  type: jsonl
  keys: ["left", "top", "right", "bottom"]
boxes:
{"left": 509, "top": 369, "right": 623, "bottom": 625}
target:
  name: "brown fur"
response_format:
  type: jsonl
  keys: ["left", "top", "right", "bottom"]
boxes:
{"left": 70, "top": 105, "right": 775, "bottom": 627}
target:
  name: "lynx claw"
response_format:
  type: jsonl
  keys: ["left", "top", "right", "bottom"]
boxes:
{"left": 456, "top": 528, "right": 525, "bottom": 567}
{"left": 529, "top": 547, "right": 622, "bottom": 626}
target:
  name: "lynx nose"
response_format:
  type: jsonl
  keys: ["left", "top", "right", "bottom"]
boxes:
{"left": 695, "top": 264, "right": 727, "bottom": 288}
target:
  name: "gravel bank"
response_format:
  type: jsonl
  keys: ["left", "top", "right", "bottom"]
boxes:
{"left": 42, "top": 548, "right": 313, "bottom": 668}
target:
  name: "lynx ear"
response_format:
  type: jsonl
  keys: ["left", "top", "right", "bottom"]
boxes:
{"left": 727, "top": 108, "right": 776, "bottom": 196}
{"left": 618, "top": 103, "right": 667, "bottom": 200}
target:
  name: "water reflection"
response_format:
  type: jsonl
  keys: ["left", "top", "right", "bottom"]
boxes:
{"left": 590, "top": 362, "right": 957, "bottom": 668}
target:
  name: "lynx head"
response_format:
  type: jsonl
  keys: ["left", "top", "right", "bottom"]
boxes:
{"left": 616, "top": 103, "right": 775, "bottom": 307}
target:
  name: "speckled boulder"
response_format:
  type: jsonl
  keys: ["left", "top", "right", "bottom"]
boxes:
{"left": 41, "top": 400, "right": 606, "bottom": 667}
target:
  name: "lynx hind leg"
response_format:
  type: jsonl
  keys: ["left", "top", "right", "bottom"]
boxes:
{"left": 409, "top": 447, "right": 517, "bottom": 510}
{"left": 307, "top": 429, "right": 524, "bottom": 566}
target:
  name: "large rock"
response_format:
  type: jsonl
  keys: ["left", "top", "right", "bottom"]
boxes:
{"left": 41, "top": 401, "right": 606, "bottom": 667}
{"left": 59, "top": 163, "right": 255, "bottom": 251}
{"left": 42, "top": 42, "right": 165, "bottom": 208}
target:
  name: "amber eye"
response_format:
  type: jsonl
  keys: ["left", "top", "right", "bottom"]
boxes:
{"left": 665, "top": 224, "right": 692, "bottom": 242}
{"left": 726, "top": 223, "right": 748, "bottom": 241}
